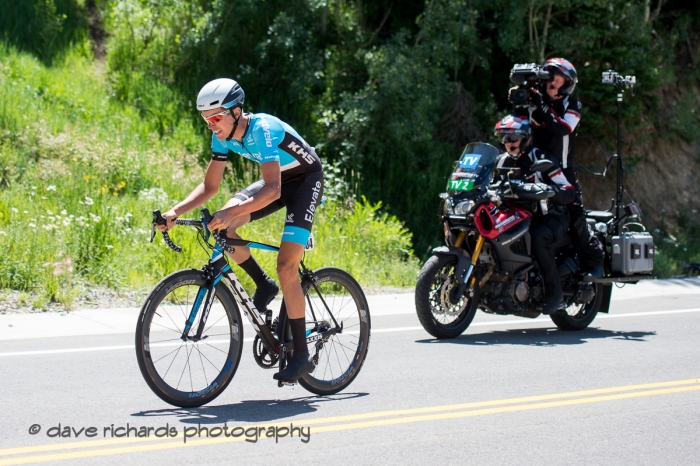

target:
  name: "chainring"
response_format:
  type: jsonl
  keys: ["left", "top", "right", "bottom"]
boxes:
{"left": 253, "top": 334, "right": 279, "bottom": 369}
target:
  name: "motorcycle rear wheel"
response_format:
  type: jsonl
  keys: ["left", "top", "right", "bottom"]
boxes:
{"left": 415, "top": 254, "right": 479, "bottom": 339}
{"left": 549, "top": 283, "right": 611, "bottom": 330}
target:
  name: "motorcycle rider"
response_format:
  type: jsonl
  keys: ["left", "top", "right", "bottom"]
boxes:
{"left": 515, "top": 58, "right": 604, "bottom": 280}
{"left": 157, "top": 78, "right": 323, "bottom": 382}
{"left": 494, "top": 115, "right": 576, "bottom": 314}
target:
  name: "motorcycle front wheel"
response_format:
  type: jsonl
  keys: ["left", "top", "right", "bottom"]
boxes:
{"left": 415, "top": 254, "right": 479, "bottom": 339}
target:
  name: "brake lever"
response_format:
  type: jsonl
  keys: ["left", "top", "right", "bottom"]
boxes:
{"left": 151, "top": 210, "right": 165, "bottom": 243}
{"left": 200, "top": 208, "right": 212, "bottom": 242}
{"left": 201, "top": 208, "right": 235, "bottom": 254}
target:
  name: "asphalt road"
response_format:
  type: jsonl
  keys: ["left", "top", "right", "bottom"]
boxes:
{"left": 1, "top": 278, "right": 699, "bottom": 465}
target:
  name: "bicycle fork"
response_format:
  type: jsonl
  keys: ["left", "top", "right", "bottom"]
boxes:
{"left": 182, "top": 244, "right": 230, "bottom": 342}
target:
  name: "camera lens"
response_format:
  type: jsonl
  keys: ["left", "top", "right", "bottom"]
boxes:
{"left": 509, "top": 87, "right": 530, "bottom": 105}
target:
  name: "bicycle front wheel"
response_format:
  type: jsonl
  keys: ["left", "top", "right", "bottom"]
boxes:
{"left": 135, "top": 269, "right": 243, "bottom": 408}
{"left": 281, "top": 267, "right": 371, "bottom": 395}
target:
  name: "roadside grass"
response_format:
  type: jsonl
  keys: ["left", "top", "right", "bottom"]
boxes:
{"left": 0, "top": 44, "right": 419, "bottom": 309}
{"left": 652, "top": 219, "right": 700, "bottom": 278}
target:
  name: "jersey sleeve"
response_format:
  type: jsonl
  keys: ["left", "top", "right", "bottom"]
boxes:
{"left": 536, "top": 98, "right": 581, "bottom": 137}
{"left": 534, "top": 148, "right": 575, "bottom": 205}
{"left": 211, "top": 134, "right": 228, "bottom": 162}
{"left": 251, "top": 117, "right": 281, "bottom": 164}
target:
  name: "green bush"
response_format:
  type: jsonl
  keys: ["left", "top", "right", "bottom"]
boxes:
{"left": 0, "top": 43, "right": 418, "bottom": 306}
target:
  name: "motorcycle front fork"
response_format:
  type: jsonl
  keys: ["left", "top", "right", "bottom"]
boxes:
{"left": 453, "top": 232, "right": 484, "bottom": 298}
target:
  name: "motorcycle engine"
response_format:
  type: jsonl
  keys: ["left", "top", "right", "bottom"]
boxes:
{"left": 508, "top": 279, "right": 530, "bottom": 305}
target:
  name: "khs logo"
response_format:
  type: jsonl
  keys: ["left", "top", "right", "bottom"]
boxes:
{"left": 459, "top": 154, "right": 482, "bottom": 169}
{"left": 287, "top": 142, "right": 315, "bottom": 164}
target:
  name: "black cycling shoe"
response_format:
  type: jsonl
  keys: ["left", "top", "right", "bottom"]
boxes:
{"left": 253, "top": 279, "right": 279, "bottom": 312}
{"left": 540, "top": 289, "right": 565, "bottom": 315}
{"left": 273, "top": 353, "right": 315, "bottom": 382}
{"left": 582, "top": 266, "right": 604, "bottom": 282}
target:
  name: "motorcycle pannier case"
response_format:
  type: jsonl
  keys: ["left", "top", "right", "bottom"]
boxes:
{"left": 611, "top": 232, "right": 655, "bottom": 275}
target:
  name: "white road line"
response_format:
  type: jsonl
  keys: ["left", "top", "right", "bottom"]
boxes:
{"left": 1, "top": 308, "right": 698, "bottom": 358}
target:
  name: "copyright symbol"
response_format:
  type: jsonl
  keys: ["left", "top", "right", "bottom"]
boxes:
{"left": 28, "top": 424, "right": 41, "bottom": 435}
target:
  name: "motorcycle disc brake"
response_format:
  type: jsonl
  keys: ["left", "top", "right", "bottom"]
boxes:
{"left": 438, "top": 274, "right": 469, "bottom": 317}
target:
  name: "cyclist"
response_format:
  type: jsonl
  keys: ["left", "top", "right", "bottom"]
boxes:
{"left": 516, "top": 58, "right": 604, "bottom": 280}
{"left": 494, "top": 115, "right": 575, "bottom": 314}
{"left": 158, "top": 78, "right": 323, "bottom": 382}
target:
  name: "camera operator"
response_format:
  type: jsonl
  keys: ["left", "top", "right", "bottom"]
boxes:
{"left": 494, "top": 115, "right": 575, "bottom": 315}
{"left": 514, "top": 58, "right": 604, "bottom": 280}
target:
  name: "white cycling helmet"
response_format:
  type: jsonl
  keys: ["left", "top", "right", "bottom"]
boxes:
{"left": 196, "top": 78, "right": 245, "bottom": 111}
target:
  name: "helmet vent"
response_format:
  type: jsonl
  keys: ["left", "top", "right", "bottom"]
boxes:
{"left": 210, "top": 100, "right": 220, "bottom": 105}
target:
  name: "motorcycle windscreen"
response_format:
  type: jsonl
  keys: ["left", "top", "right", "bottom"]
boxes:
{"left": 447, "top": 142, "right": 499, "bottom": 194}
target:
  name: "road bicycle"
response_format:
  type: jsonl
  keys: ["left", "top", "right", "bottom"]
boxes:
{"left": 135, "top": 209, "right": 371, "bottom": 408}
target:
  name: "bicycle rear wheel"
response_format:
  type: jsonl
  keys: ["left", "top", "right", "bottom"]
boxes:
{"left": 135, "top": 269, "right": 243, "bottom": 407}
{"left": 280, "top": 267, "right": 371, "bottom": 395}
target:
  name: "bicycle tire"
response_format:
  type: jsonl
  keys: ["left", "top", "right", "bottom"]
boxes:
{"left": 278, "top": 267, "right": 371, "bottom": 395}
{"left": 135, "top": 269, "right": 244, "bottom": 408}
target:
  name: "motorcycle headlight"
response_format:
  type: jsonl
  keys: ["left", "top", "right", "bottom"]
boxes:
{"left": 453, "top": 200, "right": 475, "bottom": 216}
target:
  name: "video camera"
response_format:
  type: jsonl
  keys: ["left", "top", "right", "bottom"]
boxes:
{"left": 508, "top": 63, "right": 552, "bottom": 106}
{"left": 602, "top": 70, "right": 636, "bottom": 87}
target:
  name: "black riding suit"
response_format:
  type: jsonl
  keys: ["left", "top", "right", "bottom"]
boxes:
{"left": 496, "top": 147, "right": 575, "bottom": 301}
{"left": 525, "top": 95, "right": 604, "bottom": 271}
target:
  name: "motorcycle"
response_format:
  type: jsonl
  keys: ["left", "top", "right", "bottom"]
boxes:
{"left": 414, "top": 142, "right": 654, "bottom": 338}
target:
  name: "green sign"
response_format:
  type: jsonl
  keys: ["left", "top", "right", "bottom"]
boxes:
{"left": 448, "top": 179, "right": 474, "bottom": 191}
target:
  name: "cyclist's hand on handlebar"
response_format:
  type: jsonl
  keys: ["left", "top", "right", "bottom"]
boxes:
{"left": 208, "top": 207, "right": 235, "bottom": 232}
{"left": 157, "top": 210, "right": 178, "bottom": 232}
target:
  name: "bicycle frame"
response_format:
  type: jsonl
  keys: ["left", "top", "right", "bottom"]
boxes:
{"left": 180, "top": 237, "right": 344, "bottom": 364}
{"left": 183, "top": 242, "right": 283, "bottom": 356}
{"left": 153, "top": 209, "right": 345, "bottom": 373}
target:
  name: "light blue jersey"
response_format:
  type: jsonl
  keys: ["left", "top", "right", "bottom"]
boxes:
{"left": 211, "top": 113, "right": 322, "bottom": 182}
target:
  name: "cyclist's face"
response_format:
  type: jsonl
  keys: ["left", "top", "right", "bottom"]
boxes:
{"left": 547, "top": 74, "right": 566, "bottom": 98}
{"left": 202, "top": 107, "right": 234, "bottom": 140}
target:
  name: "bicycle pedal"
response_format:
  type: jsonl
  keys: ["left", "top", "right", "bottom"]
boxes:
{"left": 278, "top": 381, "right": 296, "bottom": 388}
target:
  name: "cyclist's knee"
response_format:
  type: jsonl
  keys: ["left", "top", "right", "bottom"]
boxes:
{"left": 276, "top": 243, "right": 303, "bottom": 281}
{"left": 276, "top": 258, "right": 299, "bottom": 281}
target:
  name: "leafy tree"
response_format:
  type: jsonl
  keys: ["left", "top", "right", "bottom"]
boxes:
{"left": 54, "top": 0, "right": 700, "bottom": 253}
